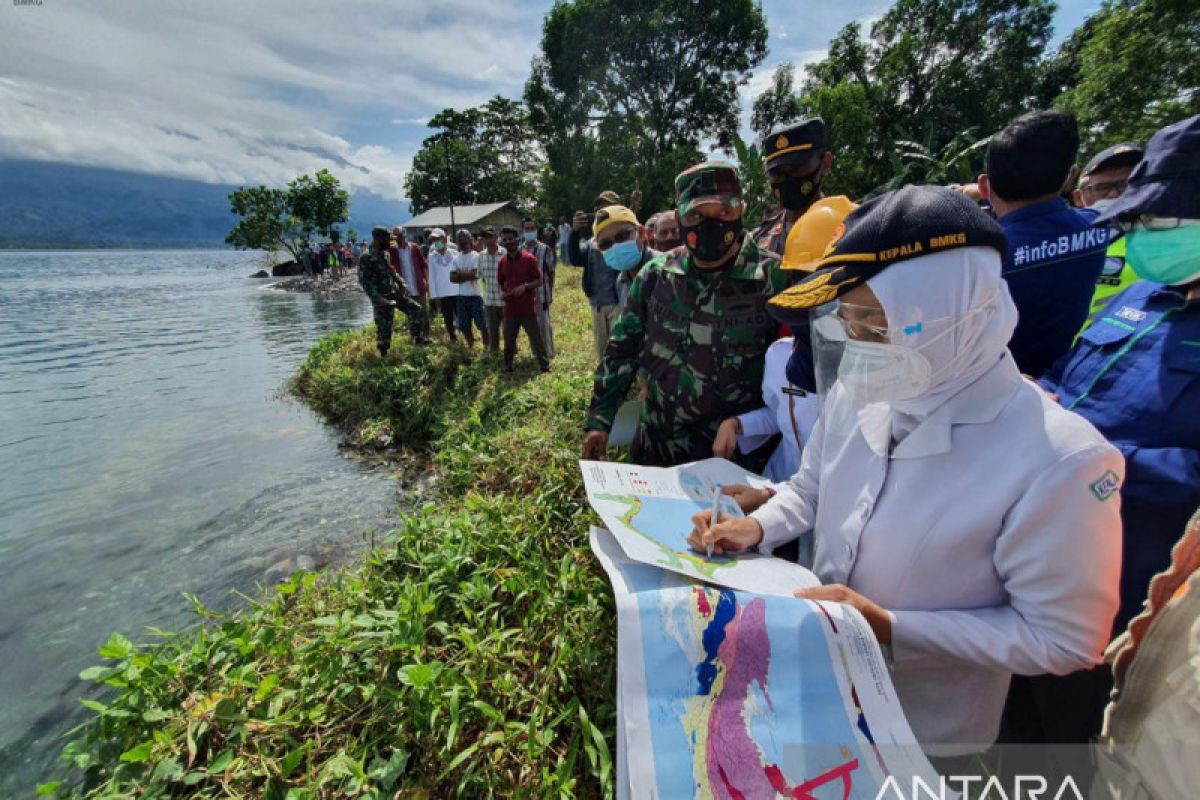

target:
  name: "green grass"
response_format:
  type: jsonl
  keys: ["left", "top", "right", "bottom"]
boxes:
{"left": 44, "top": 270, "right": 618, "bottom": 799}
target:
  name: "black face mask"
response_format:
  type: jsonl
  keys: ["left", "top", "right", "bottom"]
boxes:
{"left": 656, "top": 235, "right": 682, "bottom": 251}
{"left": 771, "top": 172, "right": 822, "bottom": 213}
{"left": 683, "top": 217, "right": 743, "bottom": 264}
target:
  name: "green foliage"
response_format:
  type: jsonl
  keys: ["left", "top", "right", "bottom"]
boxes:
{"left": 46, "top": 272, "right": 618, "bottom": 798}
{"left": 873, "top": 131, "right": 993, "bottom": 198}
{"left": 404, "top": 96, "right": 542, "bottom": 214}
{"left": 750, "top": 63, "right": 805, "bottom": 141}
{"left": 729, "top": 134, "right": 774, "bottom": 231}
{"left": 526, "top": 0, "right": 768, "bottom": 217}
{"left": 1055, "top": 0, "right": 1200, "bottom": 154}
{"left": 797, "top": 0, "right": 1055, "bottom": 197}
{"left": 226, "top": 169, "right": 349, "bottom": 262}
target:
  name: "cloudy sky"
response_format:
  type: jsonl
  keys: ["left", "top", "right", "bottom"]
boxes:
{"left": 0, "top": 0, "right": 1099, "bottom": 202}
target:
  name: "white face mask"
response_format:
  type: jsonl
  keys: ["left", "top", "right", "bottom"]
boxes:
{"left": 838, "top": 340, "right": 933, "bottom": 405}
{"left": 1089, "top": 197, "right": 1117, "bottom": 214}
{"left": 831, "top": 304, "right": 993, "bottom": 406}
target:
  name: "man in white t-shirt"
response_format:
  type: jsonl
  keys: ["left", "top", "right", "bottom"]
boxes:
{"left": 425, "top": 227, "right": 460, "bottom": 342}
{"left": 452, "top": 229, "right": 487, "bottom": 348}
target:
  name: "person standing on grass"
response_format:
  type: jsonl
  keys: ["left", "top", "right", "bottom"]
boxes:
{"left": 452, "top": 228, "right": 487, "bottom": 349}
{"left": 521, "top": 217, "right": 557, "bottom": 359}
{"left": 358, "top": 226, "right": 428, "bottom": 356}
{"left": 497, "top": 226, "right": 550, "bottom": 373}
{"left": 477, "top": 227, "right": 505, "bottom": 355}
{"left": 425, "top": 228, "right": 460, "bottom": 343}
{"left": 390, "top": 226, "right": 429, "bottom": 334}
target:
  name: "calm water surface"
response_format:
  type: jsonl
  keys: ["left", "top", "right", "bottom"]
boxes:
{"left": 0, "top": 250, "right": 397, "bottom": 792}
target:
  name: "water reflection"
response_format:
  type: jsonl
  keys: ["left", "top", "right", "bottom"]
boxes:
{"left": 0, "top": 251, "right": 395, "bottom": 793}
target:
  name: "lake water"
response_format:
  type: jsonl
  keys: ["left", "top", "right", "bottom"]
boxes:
{"left": 0, "top": 250, "right": 398, "bottom": 792}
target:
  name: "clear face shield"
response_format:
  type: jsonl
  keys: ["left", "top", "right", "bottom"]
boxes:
{"left": 810, "top": 296, "right": 997, "bottom": 412}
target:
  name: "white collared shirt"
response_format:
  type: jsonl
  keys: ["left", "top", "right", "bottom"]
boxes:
{"left": 751, "top": 353, "right": 1123, "bottom": 755}
{"left": 735, "top": 338, "right": 821, "bottom": 482}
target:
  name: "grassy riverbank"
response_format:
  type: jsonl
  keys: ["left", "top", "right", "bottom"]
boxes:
{"left": 46, "top": 270, "right": 618, "bottom": 798}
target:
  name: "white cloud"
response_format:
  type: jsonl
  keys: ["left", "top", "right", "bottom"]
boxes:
{"left": 0, "top": 0, "right": 546, "bottom": 200}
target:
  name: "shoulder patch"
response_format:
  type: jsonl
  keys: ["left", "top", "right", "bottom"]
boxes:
{"left": 1090, "top": 470, "right": 1121, "bottom": 502}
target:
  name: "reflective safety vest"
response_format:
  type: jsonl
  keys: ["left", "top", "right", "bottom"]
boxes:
{"left": 1083, "top": 233, "right": 1139, "bottom": 329}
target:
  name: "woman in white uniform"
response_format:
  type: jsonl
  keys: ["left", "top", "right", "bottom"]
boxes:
{"left": 690, "top": 186, "right": 1123, "bottom": 759}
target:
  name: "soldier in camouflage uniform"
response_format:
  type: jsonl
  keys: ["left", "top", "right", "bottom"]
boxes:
{"left": 358, "top": 226, "right": 428, "bottom": 357}
{"left": 751, "top": 118, "right": 835, "bottom": 259}
{"left": 582, "top": 161, "right": 787, "bottom": 467}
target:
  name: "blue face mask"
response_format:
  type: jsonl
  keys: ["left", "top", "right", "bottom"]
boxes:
{"left": 604, "top": 239, "right": 643, "bottom": 271}
{"left": 523, "top": 231, "right": 537, "bottom": 242}
{"left": 1127, "top": 225, "right": 1200, "bottom": 286}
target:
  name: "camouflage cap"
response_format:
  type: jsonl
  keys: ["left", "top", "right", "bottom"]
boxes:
{"left": 595, "top": 190, "right": 622, "bottom": 209}
{"left": 674, "top": 160, "right": 744, "bottom": 217}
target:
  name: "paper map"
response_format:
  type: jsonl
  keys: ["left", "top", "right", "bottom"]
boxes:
{"left": 581, "top": 458, "right": 819, "bottom": 596}
{"left": 591, "top": 527, "right": 943, "bottom": 800}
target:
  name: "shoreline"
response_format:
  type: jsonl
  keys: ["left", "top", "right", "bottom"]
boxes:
{"left": 43, "top": 269, "right": 618, "bottom": 798}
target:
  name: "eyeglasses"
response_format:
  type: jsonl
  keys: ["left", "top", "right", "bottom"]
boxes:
{"left": 1080, "top": 178, "right": 1128, "bottom": 198}
{"left": 594, "top": 228, "right": 638, "bottom": 251}
{"left": 1113, "top": 215, "right": 1200, "bottom": 233}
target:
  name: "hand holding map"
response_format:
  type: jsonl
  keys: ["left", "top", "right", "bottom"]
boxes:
{"left": 581, "top": 457, "right": 819, "bottom": 596}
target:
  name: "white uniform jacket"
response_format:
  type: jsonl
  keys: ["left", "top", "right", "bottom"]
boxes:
{"left": 751, "top": 353, "right": 1123, "bottom": 755}
{"left": 735, "top": 338, "right": 821, "bottom": 483}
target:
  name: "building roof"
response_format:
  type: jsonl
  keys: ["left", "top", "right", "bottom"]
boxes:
{"left": 404, "top": 201, "right": 515, "bottom": 229}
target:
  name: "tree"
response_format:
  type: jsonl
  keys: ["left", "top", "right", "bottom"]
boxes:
{"left": 750, "top": 63, "right": 805, "bottom": 141}
{"left": 1055, "top": 0, "right": 1200, "bottom": 154}
{"left": 525, "top": 0, "right": 768, "bottom": 217}
{"left": 796, "top": 0, "right": 1055, "bottom": 197}
{"left": 729, "top": 134, "right": 774, "bottom": 231}
{"left": 403, "top": 96, "right": 541, "bottom": 214}
{"left": 226, "top": 169, "right": 349, "bottom": 262}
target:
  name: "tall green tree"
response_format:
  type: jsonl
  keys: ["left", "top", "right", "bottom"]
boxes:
{"left": 403, "top": 96, "right": 541, "bottom": 214}
{"left": 750, "top": 63, "right": 805, "bottom": 141}
{"left": 525, "top": 0, "right": 768, "bottom": 217}
{"left": 226, "top": 169, "right": 349, "bottom": 262}
{"left": 797, "top": 0, "right": 1055, "bottom": 197}
{"left": 1055, "top": 0, "right": 1200, "bottom": 153}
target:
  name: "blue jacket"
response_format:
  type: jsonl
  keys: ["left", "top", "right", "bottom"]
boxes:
{"left": 1040, "top": 281, "right": 1200, "bottom": 631}
{"left": 999, "top": 198, "right": 1108, "bottom": 377}
{"left": 568, "top": 229, "right": 619, "bottom": 308}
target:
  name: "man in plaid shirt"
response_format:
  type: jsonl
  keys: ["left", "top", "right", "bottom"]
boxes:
{"left": 476, "top": 226, "right": 505, "bottom": 354}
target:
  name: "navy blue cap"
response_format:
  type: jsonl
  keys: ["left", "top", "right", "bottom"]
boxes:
{"left": 1096, "top": 114, "right": 1200, "bottom": 224}
{"left": 768, "top": 185, "right": 1007, "bottom": 319}
{"left": 763, "top": 118, "right": 826, "bottom": 169}
{"left": 1082, "top": 142, "right": 1143, "bottom": 178}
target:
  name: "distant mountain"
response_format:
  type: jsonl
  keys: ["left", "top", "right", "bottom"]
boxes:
{"left": 0, "top": 161, "right": 409, "bottom": 249}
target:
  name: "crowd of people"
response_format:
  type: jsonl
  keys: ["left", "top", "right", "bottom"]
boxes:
{"left": 571, "top": 112, "right": 1197, "bottom": 789}
{"left": 354, "top": 105, "right": 1199, "bottom": 787}
{"left": 355, "top": 219, "right": 559, "bottom": 371}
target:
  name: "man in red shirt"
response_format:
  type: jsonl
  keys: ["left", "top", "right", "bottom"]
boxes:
{"left": 389, "top": 226, "right": 429, "bottom": 335}
{"left": 497, "top": 226, "right": 550, "bottom": 373}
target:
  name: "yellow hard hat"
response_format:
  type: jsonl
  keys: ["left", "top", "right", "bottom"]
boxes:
{"left": 781, "top": 195, "right": 858, "bottom": 271}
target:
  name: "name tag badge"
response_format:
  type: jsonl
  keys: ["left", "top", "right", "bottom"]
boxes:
{"left": 1114, "top": 306, "right": 1147, "bottom": 323}
{"left": 782, "top": 386, "right": 808, "bottom": 397}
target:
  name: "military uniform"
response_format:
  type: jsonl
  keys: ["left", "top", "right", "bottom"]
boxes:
{"left": 751, "top": 208, "right": 790, "bottom": 259}
{"left": 585, "top": 234, "right": 786, "bottom": 466}
{"left": 357, "top": 246, "right": 427, "bottom": 354}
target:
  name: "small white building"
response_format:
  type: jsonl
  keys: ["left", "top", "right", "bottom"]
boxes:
{"left": 403, "top": 201, "right": 524, "bottom": 241}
